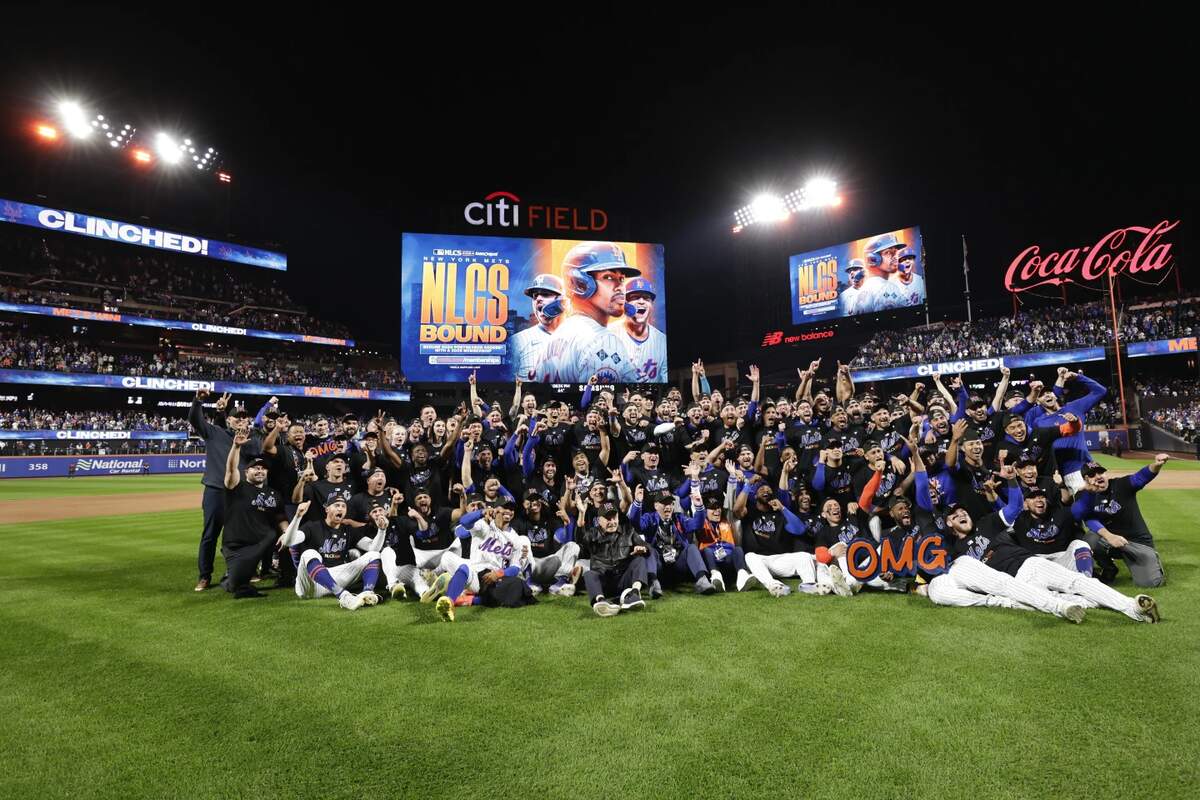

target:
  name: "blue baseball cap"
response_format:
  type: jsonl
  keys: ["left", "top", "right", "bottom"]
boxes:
{"left": 867, "top": 233, "right": 907, "bottom": 254}
{"left": 623, "top": 277, "right": 656, "bottom": 299}
{"left": 524, "top": 273, "right": 564, "bottom": 297}
{"left": 898, "top": 247, "right": 918, "bottom": 260}
{"left": 847, "top": 259, "right": 866, "bottom": 273}
{"left": 562, "top": 242, "right": 641, "bottom": 278}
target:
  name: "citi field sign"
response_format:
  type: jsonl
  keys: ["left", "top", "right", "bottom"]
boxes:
{"left": 1005, "top": 220, "right": 1179, "bottom": 293}
{"left": 463, "top": 191, "right": 608, "bottom": 233}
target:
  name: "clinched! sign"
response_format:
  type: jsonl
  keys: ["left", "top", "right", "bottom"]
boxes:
{"left": 1005, "top": 220, "right": 1179, "bottom": 293}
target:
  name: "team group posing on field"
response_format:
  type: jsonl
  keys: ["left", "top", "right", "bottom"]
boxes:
{"left": 195, "top": 357, "right": 1166, "bottom": 623}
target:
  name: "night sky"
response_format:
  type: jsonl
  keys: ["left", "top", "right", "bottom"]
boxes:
{"left": 1, "top": 8, "right": 1192, "bottom": 372}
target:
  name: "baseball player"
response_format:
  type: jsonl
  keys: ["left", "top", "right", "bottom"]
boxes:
{"left": 611, "top": 276, "right": 668, "bottom": 382}
{"left": 427, "top": 502, "right": 535, "bottom": 622}
{"left": 577, "top": 499, "right": 651, "bottom": 617}
{"left": 852, "top": 233, "right": 910, "bottom": 314}
{"left": 510, "top": 273, "right": 565, "bottom": 381}
{"left": 733, "top": 479, "right": 821, "bottom": 597}
{"left": 277, "top": 497, "right": 384, "bottom": 611}
{"left": 220, "top": 432, "right": 286, "bottom": 599}
{"left": 1071, "top": 456, "right": 1169, "bottom": 587}
{"left": 889, "top": 246, "right": 925, "bottom": 306}
{"left": 840, "top": 259, "right": 866, "bottom": 315}
{"left": 512, "top": 490, "right": 583, "bottom": 595}
{"left": 535, "top": 241, "right": 643, "bottom": 383}
{"left": 1007, "top": 486, "right": 1094, "bottom": 574}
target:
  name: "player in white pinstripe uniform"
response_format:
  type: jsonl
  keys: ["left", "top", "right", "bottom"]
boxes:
{"left": 510, "top": 273, "right": 564, "bottom": 381}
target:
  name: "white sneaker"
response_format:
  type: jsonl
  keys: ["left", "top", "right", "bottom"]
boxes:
{"left": 529, "top": 583, "right": 542, "bottom": 596}
{"left": 768, "top": 582, "right": 791, "bottom": 598}
{"left": 559, "top": 581, "right": 577, "bottom": 597}
{"left": 711, "top": 570, "right": 726, "bottom": 592}
{"left": 593, "top": 599, "right": 621, "bottom": 617}
{"left": 357, "top": 591, "right": 380, "bottom": 606}
{"left": 828, "top": 564, "right": 853, "bottom": 598}
{"left": 389, "top": 583, "right": 407, "bottom": 601}
{"left": 736, "top": 569, "right": 756, "bottom": 592}
{"left": 339, "top": 591, "right": 363, "bottom": 611}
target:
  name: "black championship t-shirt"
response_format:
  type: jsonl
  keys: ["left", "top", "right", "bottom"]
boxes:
{"left": 223, "top": 480, "right": 285, "bottom": 548}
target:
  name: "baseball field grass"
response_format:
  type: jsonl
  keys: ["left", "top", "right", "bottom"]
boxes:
{"left": 1, "top": 467, "right": 1198, "bottom": 799}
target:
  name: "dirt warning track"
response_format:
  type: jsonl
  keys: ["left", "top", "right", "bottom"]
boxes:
{"left": 2, "top": 491, "right": 199, "bottom": 523}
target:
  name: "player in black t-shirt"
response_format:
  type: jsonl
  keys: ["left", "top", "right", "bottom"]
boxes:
{"left": 1072, "top": 457, "right": 1169, "bottom": 587}
{"left": 221, "top": 434, "right": 287, "bottom": 598}
{"left": 512, "top": 491, "right": 581, "bottom": 595}
{"left": 1008, "top": 487, "right": 1094, "bottom": 575}
{"left": 733, "top": 480, "right": 818, "bottom": 597}
{"left": 347, "top": 468, "right": 395, "bottom": 524}
{"left": 298, "top": 453, "right": 356, "bottom": 525}
{"left": 277, "top": 497, "right": 385, "bottom": 611}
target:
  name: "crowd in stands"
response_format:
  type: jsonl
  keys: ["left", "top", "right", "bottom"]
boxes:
{"left": 0, "top": 230, "right": 352, "bottom": 338}
{"left": 1137, "top": 377, "right": 1200, "bottom": 443}
{"left": 0, "top": 329, "right": 404, "bottom": 389}
{"left": 0, "top": 408, "right": 190, "bottom": 431}
{"left": 1135, "top": 377, "right": 1200, "bottom": 400}
{"left": 852, "top": 295, "right": 1200, "bottom": 369}
{"left": 0, "top": 438, "right": 206, "bottom": 456}
{"left": 1148, "top": 402, "right": 1200, "bottom": 443}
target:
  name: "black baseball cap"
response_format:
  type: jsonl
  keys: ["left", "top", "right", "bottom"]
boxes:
{"left": 652, "top": 490, "right": 675, "bottom": 505}
{"left": 825, "top": 436, "right": 844, "bottom": 449}
{"left": 887, "top": 495, "right": 913, "bottom": 510}
{"left": 342, "top": 413, "right": 358, "bottom": 422}
{"left": 524, "top": 489, "right": 543, "bottom": 501}
{"left": 1023, "top": 486, "right": 1047, "bottom": 498}
{"left": 1014, "top": 452, "right": 1038, "bottom": 467}
{"left": 703, "top": 494, "right": 724, "bottom": 510}
{"left": 230, "top": 409, "right": 251, "bottom": 419}
{"left": 323, "top": 495, "right": 348, "bottom": 508}
{"left": 960, "top": 427, "right": 983, "bottom": 443}
{"left": 1081, "top": 461, "right": 1107, "bottom": 479}
{"left": 413, "top": 488, "right": 432, "bottom": 500}
{"left": 642, "top": 442, "right": 660, "bottom": 453}
{"left": 942, "top": 503, "right": 970, "bottom": 519}
{"left": 245, "top": 456, "right": 269, "bottom": 470}
{"left": 326, "top": 453, "right": 347, "bottom": 464}
{"left": 966, "top": 397, "right": 989, "bottom": 410}
{"left": 264, "top": 410, "right": 280, "bottom": 419}
{"left": 362, "top": 431, "right": 378, "bottom": 440}
{"left": 598, "top": 502, "right": 620, "bottom": 519}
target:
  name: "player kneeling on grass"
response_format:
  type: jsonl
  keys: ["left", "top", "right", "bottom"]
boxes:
{"left": 1071, "top": 456, "right": 1169, "bottom": 587}
{"left": 578, "top": 498, "right": 651, "bottom": 617}
{"left": 429, "top": 502, "right": 537, "bottom": 622}
{"left": 221, "top": 432, "right": 287, "bottom": 599}
{"left": 687, "top": 489, "right": 752, "bottom": 593}
{"left": 277, "top": 498, "right": 384, "bottom": 611}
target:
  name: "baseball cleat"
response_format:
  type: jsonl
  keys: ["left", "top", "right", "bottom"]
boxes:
{"left": 1136, "top": 594, "right": 1160, "bottom": 623}
{"left": 619, "top": 587, "right": 646, "bottom": 611}
{"left": 389, "top": 583, "right": 407, "bottom": 601}
{"left": 435, "top": 595, "right": 455, "bottom": 622}
{"left": 548, "top": 577, "right": 565, "bottom": 595}
{"left": 593, "top": 599, "right": 621, "bottom": 617}
{"left": 339, "top": 591, "right": 364, "bottom": 611}
{"left": 695, "top": 576, "right": 716, "bottom": 595}
{"left": 420, "top": 572, "right": 450, "bottom": 603}
{"left": 828, "top": 564, "right": 853, "bottom": 597}
{"left": 649, "top": 579, "right": 663, "bottom": 599}
{"left": 357, "top": 591, "right": 380, "bottom": 606}
{"left": 735, "top": 569, "right": 756, "bottom": 592}
{"left": 528, "top": 581, "right": 542, "bottom": 596}
{"left": 710, "top": 570, "right": 726, "bottom": 592}
{"left": 768, "top": 581, "right": 792, "bottom": 598}
{"left": 193, "top": 578, "right": 210, "bottom": 592}
{"left": 1062, "top": 604, "right": 1086, "bottom": 624}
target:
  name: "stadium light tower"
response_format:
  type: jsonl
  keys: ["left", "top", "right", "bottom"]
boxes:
{"left": 732, "top": 177, "right": 841, "bottom": 233}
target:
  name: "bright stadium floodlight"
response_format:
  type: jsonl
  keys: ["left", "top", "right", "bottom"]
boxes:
{"left": 58, "top": 101, "right": 92, "bottom": 138}
{"left": 732, "top": 177, "right": 841, "bottom": 233}
{"left": 155, "top": 132, "right": 183, "bottom": 164}
{"left": 35, "top": 123, "right": 59, "bottom": 140}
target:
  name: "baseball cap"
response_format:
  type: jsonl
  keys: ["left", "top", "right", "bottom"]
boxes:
{"left": 887, "top": 495, "right": 913, "bottom": 510}
{"left": 624, "top": 277, "right": 656, "bottom": 299}
{"left": 230, "top": 409, "right": 251, "bottom": 419}
{"left": 413, "top": 488, "right": 432, "bottom": 500}
{"left": 342, "top": 413, "right": 358, "bottom": 423}
{"left": 323, "top": 495, "right": 348, "bottom": 508}
{"left": 1014, "top": 452, "right": 1039, "bottom": 468}
{"left": 361, "top": 430, "right": 378, "bottom": 440}
{"left": 524, "top": 489, "right": 543, "bottom": 501}
{"left": 642, "top": 442, "right": 660, "bottom": 453}
{"left": 1081, "top": 462, "right": 1107, "bottom": 479}
{"left": 847, "top": 259, "right": 866, "bottom": 273}
{"left": 562, "top": 241, "right": 641, "bottom": 278}
{"left": 966, "top": 397, "right": 989, "bottom": 410}
{"left": 898, "top": 246, "right": 918, "bottom": 260}
{"left": 245, "top": 456, "right": 269, "bottom": 470}
{"left": 1023, "top": 486, "right": 1047, "bottom": 498}
{"left": 652, "top": 490, "right": 675, "bottom": 505}
{"left": 525, "top": 273, "right": 564, "bottom": 297}
{"left": 825, "top": 436, "right": 845, "bottom": 449}
{"left": 326, "top": 453, "right": 347, "bottom": 464}
{"left": 598, "top": 502, "right": 620, "bottom": 519}
{"left": 960, "top": 427, "right": 983, "bottom": 443}
{"left": 703, "top": 494, "right": 724, "bottom": 510}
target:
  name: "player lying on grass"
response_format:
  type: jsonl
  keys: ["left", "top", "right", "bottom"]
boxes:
{"left": 427, "top": 502, "right": 537, "bottom": 622}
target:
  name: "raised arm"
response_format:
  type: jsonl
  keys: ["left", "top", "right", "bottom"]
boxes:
{"left": 224, "top": 430, "right": 248, "bottom": 490}
{"left": 836, "top": 361, "right": 854, "bottom": 405}
{"left": 992, "top": 366, "right": 1011, "bottom": 413}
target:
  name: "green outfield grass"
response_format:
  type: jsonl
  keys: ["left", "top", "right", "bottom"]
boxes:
{"left": 0, "top": 473, "right": 202, "bottom": 500}
{"left": 1092, "top": 453, "right": 1200, "bottom": 471}
{"left": 0, "top": 477, "right": 1197, "bottom": 799}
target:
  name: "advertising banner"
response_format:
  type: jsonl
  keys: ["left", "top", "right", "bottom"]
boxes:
{"left": 848, "top": 347, "right": 1107, "bottom": 382}
{"left": 1126, "top": 337, "right": 1197, "bottom": 358}
{"left": 0, "top": 370, "right": 410, "bottom": 401}
{"left": 0, "top": 430, "right": 188, "bottom": 441}
{"left": 0, "top": 454, "right": 206, "bottom": 479}
{"left": 0, "top": 301, "right": 352, "bottom": 347}
{"left": 1, "top": 197, "right": 286, "bottom": 270}
{"left": 401, "top": 233, "right": 667, "bottom": 383}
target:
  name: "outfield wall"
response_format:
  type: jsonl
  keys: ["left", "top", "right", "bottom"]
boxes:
{"left": 0, "top": 454, "right": 206, "bottom": 479}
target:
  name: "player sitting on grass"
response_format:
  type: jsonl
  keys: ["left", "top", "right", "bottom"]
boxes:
{"left": 734, "top": 478, "right": 821, "bottom": 597}
{"left": 277, "top": 498, "right": 384, "bottom": 611}
{"left": 1071, "top": 455, "right": 1169, "bottom": 587}
{"left": 429, "top": 502, "right": 536, "bottom": 622}
{"left": 628, "top": 486, "right": 714, "bottom": 596}
{"left": 578, "top": 499, "right": 650, "bottom": 617}
{"left": 686, "top": 488, "right": 752, "bottom": 593}
{"left": 512, "top": 490, "right": 582, "bottom": 596}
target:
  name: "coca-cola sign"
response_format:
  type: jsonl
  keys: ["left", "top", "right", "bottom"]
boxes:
{"left": 1004, "top": 220, "right": 1179, "bottom": 293}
